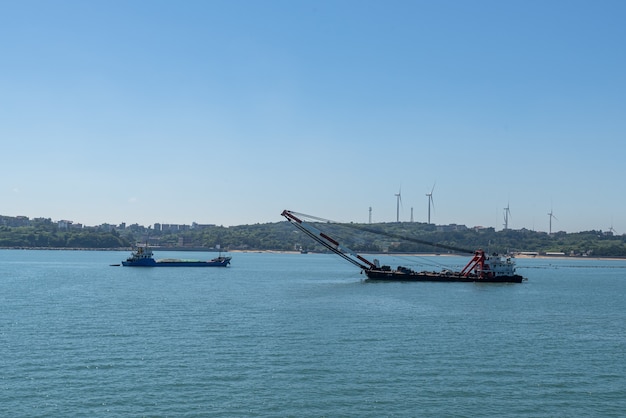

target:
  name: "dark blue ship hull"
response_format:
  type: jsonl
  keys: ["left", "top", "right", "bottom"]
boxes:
{"left": 121, "top": 246, "right": 231, "bottom": 267}
{"left": 122, "top": 256, "right": 231, "bottom": 267}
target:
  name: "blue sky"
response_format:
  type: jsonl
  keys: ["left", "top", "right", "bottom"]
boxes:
{"left": 1, "top": 0, "right": 625, "bottom": 232}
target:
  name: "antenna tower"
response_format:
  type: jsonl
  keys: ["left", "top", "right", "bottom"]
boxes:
{"left": 503, "top": 203, "right": 512, "bottom": 230}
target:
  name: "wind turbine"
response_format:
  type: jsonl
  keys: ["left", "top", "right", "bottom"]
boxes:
{"left": 503, "top": 203, "right": 512, "bottom": 230}
{"left": 548, "top": 208, "right": 558, "bottom": 235}
{"left": 395, "top": 188, "right": 402, "bottom": 222}
{"left": 426, "top": 183, "right": 435, "bottom": 224}
{"left": 608, "top": 218, "right": 616, "bottom": 235}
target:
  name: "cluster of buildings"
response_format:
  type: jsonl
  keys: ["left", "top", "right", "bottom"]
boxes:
{"left": 0, "top": 215, "right": 32, "bottom": 227}
{"left": 0, "top": 215, "right": 215, "bottom": 233}
{"left": 153, "top": 222, "right": 215, "bottom": 232}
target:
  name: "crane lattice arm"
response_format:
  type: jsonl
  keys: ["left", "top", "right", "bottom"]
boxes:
{"left": 281, "top": 210, "right": 376, "bottom": 271}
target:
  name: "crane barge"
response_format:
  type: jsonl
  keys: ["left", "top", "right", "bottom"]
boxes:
{"left": 281, "top": 210, "right": 525, "bottom": 283}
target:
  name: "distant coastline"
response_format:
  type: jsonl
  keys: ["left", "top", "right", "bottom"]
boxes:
{"left": 0, "top": 246, "right": 218, "bottom": 252}
{"left": 228, "top": 249, "right": 626, "bottom": 261}
{"left": 2, "top": 213, "right": 625, "bottom": 257}
{"left": 0, "top": 247, "right": 130, "bottom": 251}
{"left": 2, "top": 247, "right": 625, "bottom": 261}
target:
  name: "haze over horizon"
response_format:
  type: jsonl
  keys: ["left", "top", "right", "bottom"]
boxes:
{"left": 2, "top": 1, "right": 625, "bottom": 233}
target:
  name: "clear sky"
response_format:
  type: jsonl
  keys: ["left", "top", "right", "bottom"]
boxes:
{"left": 1, "top": 0, "right": 625, "bottom": 233}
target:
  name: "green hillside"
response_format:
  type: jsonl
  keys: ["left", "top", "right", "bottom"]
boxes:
{"left": 2, "top": 215, "right": 624, "bottom": 257}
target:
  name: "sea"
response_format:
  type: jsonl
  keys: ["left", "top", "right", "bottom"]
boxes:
{"left": 1, "top": 250, "right": 625, "bottom": 417}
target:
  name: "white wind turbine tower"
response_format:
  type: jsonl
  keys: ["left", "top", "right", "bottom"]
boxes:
{"left": 548, "top": 208, "right": 558, "bottom": 235}
{"left": 503, "top": 203, "right": 512, "bottom": 230}
{"left": 608, "top": 218, "right": 616, "bottom": 235}
{"left": 395, "top": 188, "right": 402, "bottom": 222}
{"left": 426, "top": 183, "right": 435, "bottom": 224}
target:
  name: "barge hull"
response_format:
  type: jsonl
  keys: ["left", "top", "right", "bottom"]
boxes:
{"left": 365, "top": 270, "right": 524, "bottom": 283}
{"left": 122, "top": 258, "right": 231, "bottom": 267}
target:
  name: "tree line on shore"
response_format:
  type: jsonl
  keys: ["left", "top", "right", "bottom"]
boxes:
{"left": 1, "top": 217, "right": 625, "bottom": 257}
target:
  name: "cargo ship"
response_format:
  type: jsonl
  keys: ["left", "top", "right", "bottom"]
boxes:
{"left": 121, "top": 246, "right": 231, "bottom": 267}
{"left": 281, "top": 210, "right": 525, "bottom": 283}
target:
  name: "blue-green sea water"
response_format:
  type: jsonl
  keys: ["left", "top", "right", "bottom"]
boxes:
{"left": 1, "top": 250, "right": 625, "bottom": 417}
